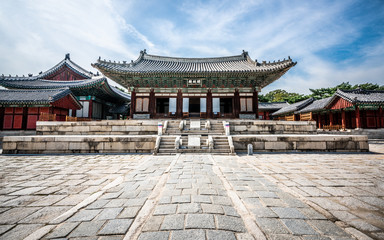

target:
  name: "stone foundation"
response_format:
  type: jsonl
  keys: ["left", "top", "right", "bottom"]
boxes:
{"left": 229, "top": 120, "right": 317, "bottom": 134}
{"left": 1, "top": 120, "right": 369, "bottom": 154}
{"left": 2, "top": 135, "right": 156, "bottom": 154}
{"left": 318, "top": 128, "right": 384, "bottom": 139}
{"left": 36, "top": 120, "right": 158, "bottom": 135}
{"left": 233, "top": 134, "right": 369, "bottom": 152}
{"left": 2, "top": 134, "right": 368, "bottom": 154}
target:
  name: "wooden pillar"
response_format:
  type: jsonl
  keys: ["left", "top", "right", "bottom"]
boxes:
{"left": 341, "top": 109, "right": 346, "bottom": 130}
{"left": 317, "top": 114, "right": 321, "bottom": 129}
{"left": 329, "top": 112, "right": 333, "bottom": 126}
{"left": 177, "top": 89, "right": 183, "bottom": 118}
{"left": 355, "top": 105, "right": 361, "bottom": 128}
{"left": 253, "top": 89, "right": 258, "bottom": 119}
{"left": 130, "top": 89, "right": 136, "bottom": 118}
{"left": 207, "top": 90, "right": 212, "bottom": 119}
{"left": 379, "top": 106, "right": 383, "bottom": 128}
{"left": 0, "top": 107, "right": 4, "bottom": 130}
{"left": 149, "top": 89, "right": 155, "bottom": 118}
{"left": 234, "top": 89, "right": 240, "bottom": 118}
{"left": 88, "top": 100, "right": 93, "bottom": 119}
{"left": 22, "top": 107, "right": 28, "bottom": 130}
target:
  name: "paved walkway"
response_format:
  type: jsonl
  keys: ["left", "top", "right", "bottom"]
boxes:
{"left": 0, "top": 142, "right": 383, "bottom": 240}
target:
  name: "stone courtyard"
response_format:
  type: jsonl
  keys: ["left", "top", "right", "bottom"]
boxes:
{"left": 0, "top": 142, "right": 383, "bottom": 240}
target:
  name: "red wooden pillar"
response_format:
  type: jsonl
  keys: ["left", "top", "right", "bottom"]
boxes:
{"left": 149, "top": 89, "right": 155, "bottom": 118}
{"left": 253, "top": 90, "right": 258, "bottom": 119}
{"left": 317, "top": 114, "right": 321, "bottom": 129}
{"left": 0, "top": 107, "right": 4, "bottom": 130}
{"left": 207, "top": 90, "right": 212, "bottom": 119}
{"left": 177, "top": 89, "right": 183, "bottom": 118}
{"left": 329, "top": 112, "right": 333, "bottom": 126}
{"left": 233, "top": 89, "right": 240, "bottom": 118}
{"left": 379, "top": 106, "right": 383, "bottom": 128}
{"left": 130, "top": 89, "right": 136, "bottom": 118}
{"left": 88, "top": 100, "right": 93, "bottom": 119}
{"left": 266, "top": 112, "right": 270, "bottom": 120}
{"left": 341, "top": 109, "right": 346, "bottom": 130}
{"left": 21, "top": 107, "right": 28, "bottom": 130}
{"left": 355, "top": 105, "right": 361, "bottom": 128}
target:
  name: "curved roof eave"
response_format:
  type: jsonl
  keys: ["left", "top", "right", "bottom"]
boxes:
{"left": 93, "top": 50, "right": 296, "bottom": 76}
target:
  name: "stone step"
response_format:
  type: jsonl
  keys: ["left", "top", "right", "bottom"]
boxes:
{"left": 215, "top": 146, "right": 230, "bottom": 150}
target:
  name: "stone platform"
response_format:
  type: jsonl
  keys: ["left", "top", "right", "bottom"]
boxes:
{"left": 1, "top": 119, "right": 370, "bottom": 154}
{"left": 2, "top": 134, "right": 368, "bottom": 154}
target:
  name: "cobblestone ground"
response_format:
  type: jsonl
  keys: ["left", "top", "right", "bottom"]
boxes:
{"left": 0, "top": 142, "right": 383, "bottom": 240}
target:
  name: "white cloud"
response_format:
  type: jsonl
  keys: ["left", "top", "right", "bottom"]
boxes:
{"left": 0, "top": 0, "right": 383, "bottom": 94}
{"left": 0, "top": 0, "right": 150, "bottom": 75}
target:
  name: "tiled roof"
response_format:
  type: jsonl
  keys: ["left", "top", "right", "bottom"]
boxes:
{"left": 271, "top": 98, "right": 314, "bottom": 116}
{"left": 258, "top": 102, "right": 289, "bottom": 111}
{"left": 0, "top": 77, "right": 103, "bottom": 89}
{"left": 92, "top": 50, "right": 296, "bottom": 75}
{"left": 0, "top": 77, "right": 130, "bottom": 102}
{"left": 296, "top": 97, "right": 332, "bottom": 113}
{"left": 1, "top": 53, "right": 94, "bottom": 80}
{"left": 0, "top": 88, "right": 78, "bottom": 106}
{"left": 332, "top": 89, "right": 384, "bottom": 105}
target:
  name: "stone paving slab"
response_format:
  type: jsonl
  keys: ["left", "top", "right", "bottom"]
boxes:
{"left": 0, "top": 142, "right": 382, "bottom": 239}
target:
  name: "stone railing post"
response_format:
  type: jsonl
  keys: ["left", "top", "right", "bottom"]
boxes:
{"left": 208, "top": 136, "right": 214, "bottom": 152}
{"left": 179, "top": 120, "right": 184, "bottom": 131}
{"left": 158, "top": 122, "right": 163, "bottom": 136}
{"left": 247, "top": 144, "right": 253, "bottom": 155}
{"left": 175, "top": 136, "right": 181, "bottom": 150}
{"left": 227, "top": 136, "right": 235, "bottom": 155}
{"left": 225, "top": 121, "right": 230, "bottom": 136}
{"left": 205, "top": 120, "right": 211, "bottom": 130}
{"left": 154, "top": 136, "right": 161, "bottom": 155}
{"left": 163, "top": 120, "right": 168, "bottom": 134}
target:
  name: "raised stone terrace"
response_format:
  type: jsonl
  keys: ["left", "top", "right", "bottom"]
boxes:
{"left": 2, "top": 119, "right": 368, "bottom": 154}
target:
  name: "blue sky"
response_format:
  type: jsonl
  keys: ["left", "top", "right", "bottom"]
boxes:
{"left": 0, "top": 0, "right": 383, "bottom": 94}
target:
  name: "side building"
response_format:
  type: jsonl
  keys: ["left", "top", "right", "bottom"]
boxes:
{"left": 0, "top": 89, "right": 81, "bottom": 130}
{"left": 0, "top": 54, "right": 131, "bottom": 124}
{"left": 92, "top": 50, "right": 296, "bottom": 119}
{"left": 272, "top": 89, "right": 384, "bottom": 129}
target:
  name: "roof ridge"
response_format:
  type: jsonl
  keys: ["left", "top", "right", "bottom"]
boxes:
{"left": 0, "top": 88, "right": 68, "bottom": 93}
{"left": 37, "top": 54, "right": 93, "bottom": 79}
{"left": 338, "top": 88, "right": 384, "bottom": 94}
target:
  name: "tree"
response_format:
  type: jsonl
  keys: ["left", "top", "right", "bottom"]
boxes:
{"left": 262, "top": 89, "right": 310, "bottom": 103}
{"left": 261, "top": 82, "right": 383, "bottom": 104}
{"left": 258, "top": 94, "right": 269, "bottom": 102}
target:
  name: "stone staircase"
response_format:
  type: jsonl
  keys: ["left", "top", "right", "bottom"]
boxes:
{"left": 164, "top": 121, "right": 181, "bottom": 135}
{"left": 157, "top": 136, "right": 177, "bottom": 154}
{"left": 164, "top": 120, "right": 225, "bottom": 135}
{"left": 212, "top": 136, "right": 231, "bottom": 154}
{"left": 156, "top": 119, "right": 232, "bottom": 155}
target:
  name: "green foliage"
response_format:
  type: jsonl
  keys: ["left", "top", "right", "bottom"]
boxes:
{"left": 262, "top": 82, "right": 383, "bottom": 104}
{"left": 260, "top": 89, "right": 309, "bottom": 104}
{"left": 258, "top": 94, "right": 269, "bottom": 102}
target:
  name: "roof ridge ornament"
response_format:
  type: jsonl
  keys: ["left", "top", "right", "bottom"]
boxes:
{"left": 242, "top": 50, "right": 248, "bottom": 58}
{"left": 65, "top": 53, "right": 70, "bottom": 60}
